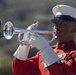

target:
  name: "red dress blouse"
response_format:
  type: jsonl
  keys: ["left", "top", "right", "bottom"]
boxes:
{"left": 12, "top": 41, "right": 76, "bottom": 75}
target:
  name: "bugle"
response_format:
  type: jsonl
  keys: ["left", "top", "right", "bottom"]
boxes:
{"left": 3, "top": 21, "right": 55, "bottom": 45}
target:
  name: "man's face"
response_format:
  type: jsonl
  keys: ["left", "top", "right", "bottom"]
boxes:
{"left": 53, "top": 20, "right": 76, "bottom": 39}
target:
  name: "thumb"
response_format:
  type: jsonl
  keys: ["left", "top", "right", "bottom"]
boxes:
{"left": 27, "top": 21, "right": 39, "bottom": 30}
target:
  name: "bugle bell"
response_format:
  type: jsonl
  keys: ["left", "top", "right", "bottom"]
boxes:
{"left": 3, "top": 21, "right": 55, "bottom": 45}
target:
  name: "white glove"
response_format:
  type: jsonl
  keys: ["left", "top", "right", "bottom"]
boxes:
{"left": 29, "top": 33, "right": 61, "bottom": 67}
{"left": 13, "top": 22, "right": 39, "bottom": 60}
{"left": 29, "top": 34, "right": 50, "bottom": 50}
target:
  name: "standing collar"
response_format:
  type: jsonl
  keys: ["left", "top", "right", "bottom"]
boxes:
{"left": 56, "top": 40, "right": 76, "bottom": 49}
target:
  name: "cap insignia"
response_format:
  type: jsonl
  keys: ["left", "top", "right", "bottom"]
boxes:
{"left": 57, "top": 5, "right": 61, "bottom": 10}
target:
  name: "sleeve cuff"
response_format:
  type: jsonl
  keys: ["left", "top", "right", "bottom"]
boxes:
{"left": 40, "top": 46, "right": 61, "bottom": 67}
{"left": 13, "top": 45, "right": 30, "bottom": 60}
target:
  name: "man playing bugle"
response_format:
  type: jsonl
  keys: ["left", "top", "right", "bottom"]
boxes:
{"left": 12, "top": 4, "right": 76, "bottom": 75}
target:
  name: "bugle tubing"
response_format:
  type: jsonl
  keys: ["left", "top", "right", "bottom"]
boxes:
{"left": 3, "top": 21, "right": 55, "bottom": 44}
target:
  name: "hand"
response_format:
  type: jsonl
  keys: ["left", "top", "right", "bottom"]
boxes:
{"left": 29, "top": 33, "right": 50, "bottom": 50}
{"left": 29, "top": 33, "right": 61, "bottom": 67}
{"left": 13, "top": 21, "right": 39, "bottom": 60}
{"left": 21, "top": 21, "right": 39, "bottom": 45}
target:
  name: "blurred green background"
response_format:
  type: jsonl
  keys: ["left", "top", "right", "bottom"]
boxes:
{"left": 0, "top": 0, "right": 76, "bottom": 75}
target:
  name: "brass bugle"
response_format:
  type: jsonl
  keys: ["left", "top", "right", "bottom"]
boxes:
{"left": 3, "top": 21, "right": 55, "bottom": 44}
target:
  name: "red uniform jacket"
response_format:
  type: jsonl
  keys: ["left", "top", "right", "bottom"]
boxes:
{"left": 12, "top": 41, "right": 76, "bottom": 75}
